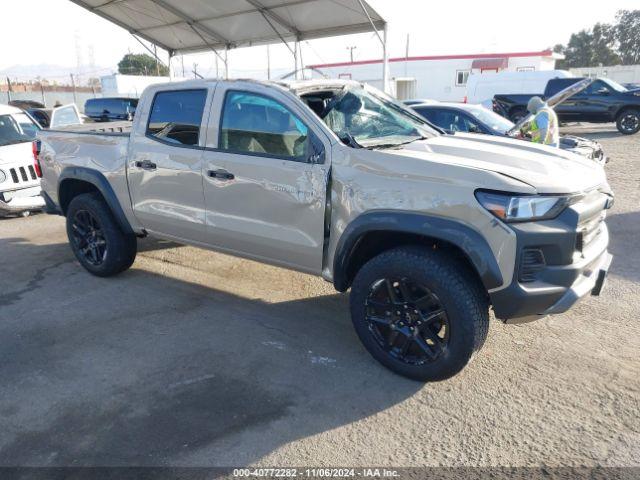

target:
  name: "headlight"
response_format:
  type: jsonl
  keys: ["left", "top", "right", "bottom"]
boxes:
{"left": 0, "top": 169, "right": 6, "bottom": 184}
{"left": 475, "top": 190, "right": 570, "bottom": 222}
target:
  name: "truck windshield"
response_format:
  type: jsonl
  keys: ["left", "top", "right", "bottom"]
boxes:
{"left": 600, "top": 78, "right": 628, "bottom": 93}
{"left": 0, "top": 113, "right": 39, "bottom": 147}
{"left": 321, "top": 85, "right": 438, "bottom": 148}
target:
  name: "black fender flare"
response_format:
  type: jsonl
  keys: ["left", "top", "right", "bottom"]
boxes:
{"left": 332, "top": 210, "right": 503, "bottom": 292}
{"left": 58, "top": 166, "right": 134, "bottom": 235}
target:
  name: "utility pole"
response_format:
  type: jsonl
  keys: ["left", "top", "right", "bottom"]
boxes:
{"left": 193, "top": 63, "right": 198, "bottom": 79}
{"left": 70, "top": 74, "right": 77, "bottom": 105}
{"left": 347, "top": 46, "right": 357, "bottom": 63}
{"left": 181, "top": 56, "right": 185, "bottom": 77}
{"left": 6, "top": 77, "right": 12, "bottom": 102}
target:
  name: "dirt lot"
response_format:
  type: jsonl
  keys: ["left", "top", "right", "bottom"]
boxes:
{"left": 0, "top": 125, "right": 638, "bottom": 467}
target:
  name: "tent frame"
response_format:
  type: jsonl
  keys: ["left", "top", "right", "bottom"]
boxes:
{"left": 69, "top": 0, "right": 389, "bottom": 89}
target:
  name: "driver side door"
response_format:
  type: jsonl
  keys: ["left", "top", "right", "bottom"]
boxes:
{"left": 201, "top": 84, "right": 331, "bottom": 274}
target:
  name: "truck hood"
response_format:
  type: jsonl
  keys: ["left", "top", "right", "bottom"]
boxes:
{"left": 389, "top": 133, "right": 607, "bottom": 194}
{"left": 0, "top": 141, "right": 33, "bottom": 166}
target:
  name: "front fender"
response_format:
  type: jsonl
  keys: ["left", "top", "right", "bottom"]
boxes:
{"left": 332, "top": 210, "right": 503, "bottom": 292}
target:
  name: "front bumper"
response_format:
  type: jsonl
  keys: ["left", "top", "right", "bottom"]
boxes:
{"left": 541, "top": 250, "right": 612, "bottom": 316}
{"left": 490, "top": 190, "right": 612, "bottom": 323}
{"left": 0, "top": 187, "right": 45, "bottom": 215}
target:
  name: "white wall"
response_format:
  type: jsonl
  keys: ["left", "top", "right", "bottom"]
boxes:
{"left": 570, "top": 65, "right": 640, "bottom": 85}
{"left": 100, "top": 74, "right": 175, "bottom": 97}
{"left": 315, "top": 54, "right": 558, "bottom": 102}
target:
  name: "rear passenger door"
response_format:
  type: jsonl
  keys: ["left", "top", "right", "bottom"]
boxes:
{"left": 201, "top": 83, "right": 330, "bottom": 274}
{"left": 128, "top": 88, "right": 212, "bottom": 243}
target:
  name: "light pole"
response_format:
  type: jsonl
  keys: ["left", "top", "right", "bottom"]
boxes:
{"left": 347, "top": 46, "right": 357, "bottom": 63}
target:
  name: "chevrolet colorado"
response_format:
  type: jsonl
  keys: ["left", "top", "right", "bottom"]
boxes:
{"left": 38, "top": 79, "right": 613, "bottom": 381}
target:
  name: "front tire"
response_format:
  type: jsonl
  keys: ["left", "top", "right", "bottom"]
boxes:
{"left": 349, "top": 247, "right": 489, "bottom": 382}
{"left": 66, "top": 192, "right": 137, "bottom": 277}
{"left": 616, "top": 109, "right": 640, "bottom": 135}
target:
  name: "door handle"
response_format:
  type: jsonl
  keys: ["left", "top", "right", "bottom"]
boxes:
{"left": 135, "top": 160, "right": 157, "bottom": 171}
{"left": 208, "top": 169, "right": 235, "bottom": 181}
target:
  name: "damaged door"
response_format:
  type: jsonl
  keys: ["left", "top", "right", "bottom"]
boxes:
{"left": 201, "top": 85, "right": 329, "bottom": 274}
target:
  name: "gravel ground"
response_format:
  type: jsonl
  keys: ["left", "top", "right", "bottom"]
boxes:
{"left": 0, "top": 124, "right": 638, "bottom": 468}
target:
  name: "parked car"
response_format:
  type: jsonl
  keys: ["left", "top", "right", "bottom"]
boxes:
{"left": 0, "top": 104, "right": 44, "bottom": 216}
{"left": 493, "top": 77, "right": 640, "bottom": 134}
{"left": 85, "top": 97, "right": 138, "bottom": 122}
{"left": 466, "top": 70, "right": 573, "bottom": 107}
{"left": 8, "top": 100, "right": 45, "bottom": 110}
{"left": 38, "top": 79, "right": 613, "bottom": 381}
{"left": 411, "top": 102, "right": 607, "bottom": 164}
{"left": 402, "top": 99, "right": 439, "bottom": 106}
{"left": 27, "top": 104, "right": 84, "bottom": 129}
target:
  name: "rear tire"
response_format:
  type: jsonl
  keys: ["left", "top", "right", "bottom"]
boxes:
{"left": 616, "top": 109, "right": 640, "bottom": 135}
{"left": 66, "top": 192, "right": 137, "bottom": 277}
{"left": 349, "top": 247, "right": 489, "bottom": 382}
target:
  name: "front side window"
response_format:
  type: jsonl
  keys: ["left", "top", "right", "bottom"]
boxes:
{"left": 220, "top": 91, "right": 309, "bottom": 160}
{"left": 147, "top": 89, "right": 207, "bottom": 146}
{"left": 51, "top": 106, "right": 82, "bottom": 128}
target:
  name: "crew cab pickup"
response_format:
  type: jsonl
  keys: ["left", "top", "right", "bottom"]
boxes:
{"left": 38, "top": 79, "right": 614, "bottom": 381}
{"left": 493, "top": 77, "right": 640, "bottom": 135}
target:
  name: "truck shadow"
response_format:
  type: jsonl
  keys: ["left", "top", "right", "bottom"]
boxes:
{"left": 0, "top": 237, "right": 424, "bottom": 467}
{"left": 605, "top": 210, "right": 640, "bottom": 283}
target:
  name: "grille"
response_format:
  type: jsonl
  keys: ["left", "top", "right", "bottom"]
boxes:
{"left": 576, "top": 211, "right": 606, "bottom": 252}
{"left": 519, "top": 248, "right": 546, "bottom": 283}
{"left": 7, "top": 166, "right": 37, "bottom": 184}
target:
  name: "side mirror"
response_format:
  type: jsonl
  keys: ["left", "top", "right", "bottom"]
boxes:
{"left": 596, "top": 88, "right": 610, "bottom": 96}
{"left": 468, "top": 125, "right": 481, "bottom": 133}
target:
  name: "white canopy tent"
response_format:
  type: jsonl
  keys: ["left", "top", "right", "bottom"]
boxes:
{"left": 69, "top": 0, "right": 389, "bottom": 88}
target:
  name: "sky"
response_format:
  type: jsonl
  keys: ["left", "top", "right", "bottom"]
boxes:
{"left": 1, "top": 0, "right": 638, "bottom": 83}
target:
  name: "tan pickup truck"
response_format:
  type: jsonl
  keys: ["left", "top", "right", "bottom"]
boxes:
{"left": 37, "top": 79, "right": 613, "bottom": 381}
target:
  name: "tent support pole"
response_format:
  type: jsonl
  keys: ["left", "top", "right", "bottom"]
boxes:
{"left": 382, "top": 24, "right": 389, "bottom": 93}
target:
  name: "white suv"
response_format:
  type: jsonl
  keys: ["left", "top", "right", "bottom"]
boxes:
{"left": 0, "top": 104, "right": 44, "bottom": 216}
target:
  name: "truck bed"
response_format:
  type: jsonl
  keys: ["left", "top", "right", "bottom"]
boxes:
{"left": 53, "top": 121, "right": 132, "bottom": 135}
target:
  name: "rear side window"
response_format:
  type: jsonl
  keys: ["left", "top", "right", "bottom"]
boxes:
{"left": 147, "top": 89, "right": 207, "bottom": 146}
{"left": 219, "top": 91, "right": 309, "bottom": 160}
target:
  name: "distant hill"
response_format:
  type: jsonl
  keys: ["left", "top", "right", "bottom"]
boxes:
{"left": 0, "top": 64, "right": 115, "bottom": 85}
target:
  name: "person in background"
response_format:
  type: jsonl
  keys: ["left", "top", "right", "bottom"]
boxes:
{"left": 521, "top": 96, "right": 559, "bottom": 147}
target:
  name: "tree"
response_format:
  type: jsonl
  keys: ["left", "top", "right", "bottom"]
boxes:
{"left": 615, "top": 10, "right": 640, "bottom": 65}
{"left": 117, "top": 53, "right": 169, "bottom": 76}
{"left": 553, "top": 44, "right": 567, "bottom": 69}
{"left": 558, "top": 24, "right": 619, "bottom": 69}
{"left": 591, "top": 23, "right": 620, "bottom": 66}
{"left": 563, "top": 30, "right": 596, "bottom": 68}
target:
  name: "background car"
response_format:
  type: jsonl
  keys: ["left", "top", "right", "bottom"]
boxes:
{"left": 410, "top": 102, "right": 607, "bottom": 164}
{"left": 84, "top": 97, "right": 138, "bottom": 122}
{"left": 0, "top": 104, "right": 44, "bottom": 216}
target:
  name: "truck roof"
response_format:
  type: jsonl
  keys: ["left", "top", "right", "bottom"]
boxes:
{"left": 139, "top": 77, "right": 360, "bottom": 96}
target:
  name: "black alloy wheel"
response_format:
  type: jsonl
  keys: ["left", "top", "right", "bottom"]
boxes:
{"left": 617, "top": 111, "right": 640, "bottom": 135}
{"left": 364, "top": 277, "right": 450, "bottom": 366}
{"left": 70, "top": 209, "right": 107, "bottom": 266}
